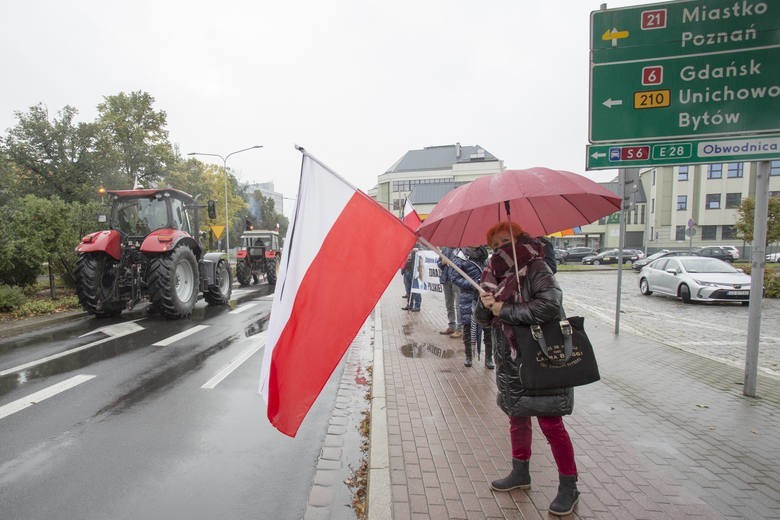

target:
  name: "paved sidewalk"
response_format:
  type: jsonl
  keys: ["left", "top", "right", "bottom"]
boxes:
{"left": 368, "top": 274, "right": 780, "bottom": 520}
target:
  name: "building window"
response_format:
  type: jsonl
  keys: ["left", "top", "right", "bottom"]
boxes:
{"left": 707, "top": 164, "right": 722, "bottom": 179}
{"left": 651, "top": 198, "right": 655, "bottom": 213}
{"left": 392, "top": 199, "right": 402, "bottom": 211}
{"left": 701, "top": 225, "right": 717, "bottom": 240}
{"left": 652, "top": 171, "right": 656, "bottom": 186}
{"left": 640, "top": 205, "right": 645, "bottom": 225}
{"left": 727, "top": 163, "right": 744, "bottom": 178}
{"left": 771, "top": 160, "right": 780, "bottom": 176}
{"left": 677, "top": 195, "right": 687, "bottom": 210}
{"left": 675, "top": 225, "right": 686, "bottom": 240}
{"left": 722, "top": 225, "right": 736, "bottom": 239}
{"left": 725, "top": 192, "right": 742, "bottom": 209}
{"left": 678, "top": 166, "right": 689, "bottom": 181}
{"left": 706, "top": 193, "right": 721, "bottom": 209}
{"left": 391, "top": 177, "right": 455, "bottom": 193}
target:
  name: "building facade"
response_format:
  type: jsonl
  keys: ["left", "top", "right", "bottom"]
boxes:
{"left": 576, "top": 160, "right": 780, "bottom": 253}
{"left": 374, "top": 143, "right": 504, "bottom": 217}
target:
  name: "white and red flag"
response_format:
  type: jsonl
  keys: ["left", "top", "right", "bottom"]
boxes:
{"left": 402, "top": 198, "right": 422, "bottom": 231}
{"left": 259, "top": 148, "right": 417, "bottom": 437}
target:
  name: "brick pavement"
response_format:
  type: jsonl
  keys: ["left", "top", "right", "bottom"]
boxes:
{"left": 368, "top": 273, "right": 780, "bottom": 520}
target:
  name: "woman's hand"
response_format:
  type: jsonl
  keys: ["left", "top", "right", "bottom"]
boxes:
{"left": 479, "top": 293, "right": 503, "bottom": 316}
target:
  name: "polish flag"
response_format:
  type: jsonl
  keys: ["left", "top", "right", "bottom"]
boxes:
{"left": 402, "top": 198, "right": 422, "bottom": 231}
{"left": 259, "top": 149, "right": 417, "bottom": 437}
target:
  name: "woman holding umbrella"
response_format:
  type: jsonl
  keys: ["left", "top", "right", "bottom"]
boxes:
{"left": 475, "top": 222, "right": 579, "bottom": 517}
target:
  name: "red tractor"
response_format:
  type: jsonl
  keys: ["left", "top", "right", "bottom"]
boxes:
{"left": 235, "top": 230, "right": 282, "bottom": 286}
{"left": 74, "top": 188, "right": 232, "bottom": 319}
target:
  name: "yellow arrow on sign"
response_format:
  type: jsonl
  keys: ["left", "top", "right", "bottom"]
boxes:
{"left": 602, "top": 28, "right": 629, "bottom": 47}
{"left": 210, "top": 225, "right": 225, "bottom": 239}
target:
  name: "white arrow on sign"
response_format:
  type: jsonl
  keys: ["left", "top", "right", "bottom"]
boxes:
{"left": 602, "top": 98, "right": 623, "bottom": 108}
{"left": 591, "top": 152, "right": 607, "bottom": 159}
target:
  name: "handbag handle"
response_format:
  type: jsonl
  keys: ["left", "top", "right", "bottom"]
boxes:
{"left": 530, "top": 320, "right": 574, "bottom": 361}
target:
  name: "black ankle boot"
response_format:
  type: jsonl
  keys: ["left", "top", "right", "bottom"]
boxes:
{"left": 548, "top": 474, "right": 580, "bottom": 516}
{"left": 464, "top": 342, "right": 472, "bottom": 367}
{"left": 490, "top": 459, "right": 530, "bottom": 491}
{"left": 484, "top": 331, "right": 494, "bottom": 369}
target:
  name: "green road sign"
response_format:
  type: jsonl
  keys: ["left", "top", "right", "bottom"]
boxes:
{"left": 591, "top": 0, "right": 780, "bottom": 64}
{"left": 589, "top": 0, "right": 780, "bottom": 143}
{"left": 586, "top": 134, "right": 780, "bottom": 169}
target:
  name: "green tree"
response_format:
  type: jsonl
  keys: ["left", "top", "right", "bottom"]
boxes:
{"left": 734, "top": 196, "right": 780, "bottom": 246}
{"left": 0, "top": 195, "right": 71, "bottom": 287}
{"left": 95, "top": 91, "right": 174, "bottom": 189}
{"left": 0, "top": 104, "right": 100, "bottom": 203}
{"left": 247, "top": 191, "right": 288, "bottom": 235}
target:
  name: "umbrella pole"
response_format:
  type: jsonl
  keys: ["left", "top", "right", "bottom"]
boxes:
{"left": 416, "top": 237, "right": 485, "bottom": 294}
{"left": 504, "top": 201, "right": 522, "bottom": 289}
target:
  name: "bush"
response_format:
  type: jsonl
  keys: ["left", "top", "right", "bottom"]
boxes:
{"left": 737, "top": 264, "right": 780, "bottom": 298}
{"left": 0, "top": 285, "right": 26, "bottom": 312}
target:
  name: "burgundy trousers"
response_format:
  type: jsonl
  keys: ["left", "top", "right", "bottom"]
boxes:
{"left": 509, "top": 415, "right": 577, "bottom": 476}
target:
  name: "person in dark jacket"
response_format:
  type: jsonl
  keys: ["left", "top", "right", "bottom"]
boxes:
{"left": 401, "top": 248, "right": 421, "bottom": 311}
{"left": 475, "top": 222, "right": 579, "bottom": 517}
{"left": 450, "top": 246, "right": 493, "bottom": 368}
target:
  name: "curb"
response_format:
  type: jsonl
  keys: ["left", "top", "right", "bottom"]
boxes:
{"left": 367, "top": 303, "right": 391, "bottom": 520}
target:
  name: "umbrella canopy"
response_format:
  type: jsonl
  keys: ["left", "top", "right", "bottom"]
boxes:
{"left": 418, "top": 167, "right": 622, "bottom": 247}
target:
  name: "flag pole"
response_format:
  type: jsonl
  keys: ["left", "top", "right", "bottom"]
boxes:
{"left": 416, "top": 237, "right": 485, "bottom": 294}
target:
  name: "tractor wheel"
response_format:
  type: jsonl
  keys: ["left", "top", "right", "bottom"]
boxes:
{"left": 148, "top": 246, "right": 199, "bottom": 319}
{"left": 236, "top": 261, "right": 252, "bottom": 286}
{"left": 266, "top": 260, "right": 278, "bottom": 285}
{"left": 205, "top": 258, "right": 232, "bottom": 305}
{"left": 74, "top": 252, "right": 124, "bottom": 317}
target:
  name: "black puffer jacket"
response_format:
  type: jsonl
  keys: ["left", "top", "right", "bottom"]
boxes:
{"left": 475, "top": 258, "right": 573, "bottom": 417}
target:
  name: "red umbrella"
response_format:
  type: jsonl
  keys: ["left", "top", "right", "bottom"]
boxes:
{"left": 418, "top": 167, "right": 622, "bottom": 247}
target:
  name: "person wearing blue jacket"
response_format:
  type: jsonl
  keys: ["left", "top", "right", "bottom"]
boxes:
{"left": 450, "top": 246, "right": 492, "bottom": 368}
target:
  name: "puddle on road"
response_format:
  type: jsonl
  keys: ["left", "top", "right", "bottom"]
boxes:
{"left": 400, "top": 342, "right": 455, "bottom": 359}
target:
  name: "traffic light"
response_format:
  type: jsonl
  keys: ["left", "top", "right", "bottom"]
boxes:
{"left": 207, "top": 200, "right": 217, "bottom": 219}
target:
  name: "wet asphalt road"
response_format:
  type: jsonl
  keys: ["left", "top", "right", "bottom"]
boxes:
{"left": 557, "top": 269, "right": 780, "bottom": 377}
{"left": 0, "top": 284, "right": 345, "bottom": 520}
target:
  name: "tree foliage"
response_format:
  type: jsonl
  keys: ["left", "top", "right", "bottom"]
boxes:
{"left": 734, "top": 196, "right": 780, "bottom": 246}
{"left": 245, "top": 190, "right": 288, "bottom": 235}
{"left": 95, "top": 91, "right": 174, "bottom": 189}
{"left": 0, "top": 104, "right": 100, "bottom": 202}
{"left": 0, "top": 195, "right": 99, "bottom": 287}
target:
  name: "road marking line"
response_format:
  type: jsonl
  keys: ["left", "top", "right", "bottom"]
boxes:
{"left": 152, "top": 325, "right": 210, "bottom": 347}
{"left": 230, "top": 302, "right": 261, "bottom": 314}
{"left": 2, "top": 337, "right": 121, "bottom": 377}
{"left": 0, "top": 374, "right": 96, "bottom": 421}
{"left": 201, "top": 333, "right": 266, "bottom": 389}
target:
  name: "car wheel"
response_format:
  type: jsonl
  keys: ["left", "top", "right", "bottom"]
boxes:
{"left": 679, "top": 284, "right": 692, "bottom": 304}
{"left": 639, "top": 278, "right": 652, "bottom": 295}
{"left": 593, "top": 259, "right": 601, "bottom": 265}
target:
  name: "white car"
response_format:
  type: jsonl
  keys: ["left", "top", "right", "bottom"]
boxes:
{"left": 638, "top": 256, "right": 752, "bottom": 304}
{"left": 722, "top": 245, "right": 740, "bottom": 260}
{"left": 767, "top": 251, "right": 780, "bottom": 263}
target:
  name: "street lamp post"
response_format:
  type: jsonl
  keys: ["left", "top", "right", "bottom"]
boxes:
{"left": 187, "top": 145, "right": 263, "bottom": 259}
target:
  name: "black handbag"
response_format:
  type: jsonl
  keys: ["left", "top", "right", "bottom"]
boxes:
{"left": 515, "top": 316, "right": 600, "bottom": 390}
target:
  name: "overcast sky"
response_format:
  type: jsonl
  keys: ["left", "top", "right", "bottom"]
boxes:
{"left": 1, "top": 0, "right": 652, "bottom": 214}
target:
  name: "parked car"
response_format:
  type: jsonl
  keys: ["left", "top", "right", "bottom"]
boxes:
{"left": 631, "top": 250, "right": 694, "bottom": 272}
{"left": 581, "top": 248, "right": 642, "bottom": 265}
{"left": 638, "top": 256, "right": 752, "bottom": 304}
{"left": 694, "top": 246, "right": 735, "bottom": 263}
{"left": 554, "top": 248, "right": 568, "bottom": 264}
{"left": 767, "top": 251, "right": 780, "bottom": 263}
{"left": 564, "top": 246, "right": 597, "bottom": 263}
{"left": 721, "top": 245, "right": 740, "bottom": 261}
